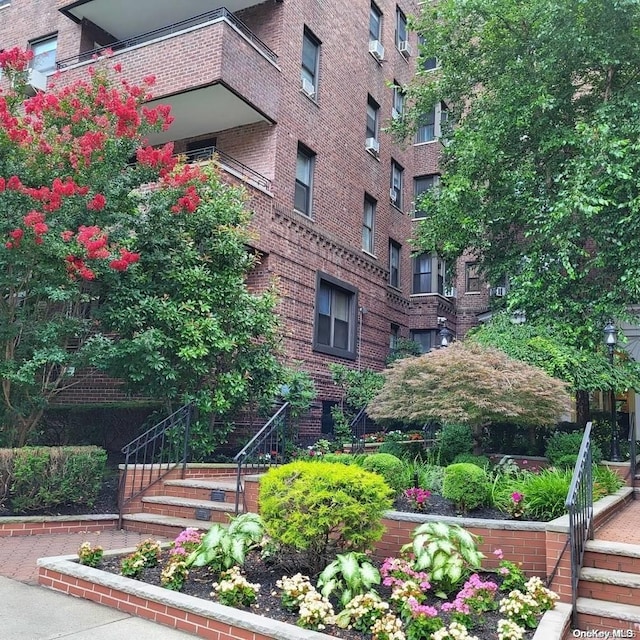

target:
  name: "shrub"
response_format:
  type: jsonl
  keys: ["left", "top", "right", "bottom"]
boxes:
{"left": 259, "top": 461, "right": 393, "bottom": 573}
{"left": 9, "top": 446, "right": 107, "bottom": 512}
{"left": 592, "top": 464, "right": 624, "bottom": 500}
{"left": 360, "top": 452, "right": 405, "bottom": 493}
{"left": 517, "top": 468, "right": 571, "bottom": 521}
{"left": 436, "top": 424, "right": 474, "bottom": 465}
{"left": 545, "top": 431, "right": 603, "bottom": 467}
{"left": 442, "top": 463, "right": 490, "bottom": 512}
{"left": 451, "top": 453, "right": 491, "bottom": 469}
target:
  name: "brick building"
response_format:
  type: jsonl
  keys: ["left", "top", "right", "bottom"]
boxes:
{"left": 0, "top": 0, "right": 492, "bottom": 434}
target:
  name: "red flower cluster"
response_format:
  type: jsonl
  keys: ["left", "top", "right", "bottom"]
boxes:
{"left": 87, "top": 193, "right": 106, "bottom": 210}
{"left": 171, "top": 184, "right": 200, "bottom": 213}
{"left": 136, "top": 143, "right": 177, "bottom": 177}
{"left": 23, "top": 210, "right": 48, "bottom": 245}
{"left": 65, "top": 256, "right": 96, "bottom": 281}
{"left": 77, "top": 225, "right": 110, "bottom": 259}
{"left": 109, "top": 248, "right": 140, "bottom": 271}
{"left": 0, "top": 47, "right": 33, "bottom": 72}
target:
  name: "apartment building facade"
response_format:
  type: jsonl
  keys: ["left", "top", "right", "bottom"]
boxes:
{"left": 0, "top": 0, "right": 491, "bottom": 432}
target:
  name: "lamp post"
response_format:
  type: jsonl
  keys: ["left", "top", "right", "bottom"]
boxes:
{"left": 439, "top": 327, "right": 454, "bottom": 348}
{"left": 603, "top": 321, "right": 621, "bottom": 462}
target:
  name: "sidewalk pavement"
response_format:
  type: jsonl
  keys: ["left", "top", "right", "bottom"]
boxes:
{"left": 0, "top": 528, "right": 197, "bottom": 639}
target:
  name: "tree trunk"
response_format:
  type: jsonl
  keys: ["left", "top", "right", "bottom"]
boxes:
{"left": 576, "top": 391, "right": 590, "bottom": 428}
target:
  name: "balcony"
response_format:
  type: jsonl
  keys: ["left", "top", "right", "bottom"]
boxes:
{"left": 55, "top": 9, "right": 280, "bottom": 141}
{"left": 58, "top": 0, "right": 268, "bottom": 41}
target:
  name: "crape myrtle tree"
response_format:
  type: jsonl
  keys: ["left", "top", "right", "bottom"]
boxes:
{"left": 0, "top": 48, "right": 283, "bottom": 447}
{"left": 469, "top": 313, "right": 640, "bottom": 425}
{"left": 397, "top": 0, "right": 640, "bottom": 347}
{"left": 367, "top": 342, "right": 571, "bottom": 454}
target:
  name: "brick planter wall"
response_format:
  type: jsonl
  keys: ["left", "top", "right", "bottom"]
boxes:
{"left": 0, "top": 515, "right": 118, "bottom": 538}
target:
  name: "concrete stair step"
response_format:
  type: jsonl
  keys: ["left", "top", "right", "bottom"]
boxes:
{"left": 576, "top": 597, "right": 640, "bottom": 629}
{"left": 141, "top": 495, "right": 239, "bottom": 524}
{"left": 583, "top": 540, "right": 640, "bottom": 574}
{"left": 163, "top": 479, "right": 238, "bottom": 504}
{"left": 121, "top": 513, "right": 220, "bottom": 538}
{"left": 578, "top": 567, "right": 640, "bottom": 604}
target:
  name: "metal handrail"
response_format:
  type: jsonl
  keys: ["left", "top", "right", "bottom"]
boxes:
{"left": 565, "top": 421, "right": 594, "bottom": 628}
{"left": 56, "top": 7, "right": 277, "bottom": 68}
{"left": 347, "top": 407, "right": 368, "bottom": 454}
{"left": 182, "top": 145, "right": 271, "bottom": 191}
{"left": 118, "top": 404, "right": 192, "bottom": 526}
{"left": 233, "top": 402, "right": 289, "bottom": 514}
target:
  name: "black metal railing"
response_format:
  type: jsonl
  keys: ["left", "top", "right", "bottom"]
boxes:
{"left": 565, "top": 421, "right": 594, "bottom": 628}
{"left": 182, "top": 145, "right": 271, "bottom": 191}
{"left": 346, "top": 407, "right": 369, "bottom": 454}
{"left": 57, "top": 7, "right": 277, "bottom": 69}
{"left": 630, "top": 412, "right": 637, "bottom": 495}
{"left": 118, "top": 404, "right": 192, "bottom": 526}
{"left": 233, "top": 402, "right": 289, "bottom": 514}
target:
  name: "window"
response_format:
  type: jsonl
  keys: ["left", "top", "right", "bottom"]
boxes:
{"left": 301, "top": 28, "right": 320, "bottom": 97}
{"left": 295, "top": 144, "right": 315, "bottom": 216}
{"left": 0, "top": 1, "right": 11, "bottom": 8}
{"left": 390, "top": 324, "right": 400, "bottom": 351}
{"left": 362, "top": 195, "right": 376, "bottom": 254}
{"left": 416, "top": 102, "right": 447, "bottom": 144}
{"left": 366, "top": 95, "right": 380, "bottom": 142}
{"left": 411, "top": 329, "right": 435, "bottom": 354}
{"left": 392, "top": 82, "right": 404, "bottom": 118}
{"left": 413, "top": 252, "right": 445, "bottom": 294}
{"left": 390, "top": 160, "right": 404, "bottom": 208}
{"left": 370, "top": 2, "right": 382, "bottom": 42}
{"left": 314, "top": 272, "right": 357, "bottom": 359}
{"left": 395, "top": 7, "right": 408, "bottom": 48}
{"left": 465, "top": 262, "right": 481, "bottom": 292}
{"left": 418, "top": 35, "right": 438, "bottom": 70}
{"left": 413, "top": 174, "right": 440, "bottom": 218}
{"left": 30, "top": 35, "right": 57, "bottom": 74}
{"left": 389, "top": 240, "right": 401, "bottom": 288}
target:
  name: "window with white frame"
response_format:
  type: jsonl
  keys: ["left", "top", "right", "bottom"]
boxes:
{"left": 295, "top": 144, "right": 315, "bottom": 216}
{"left": 395, "top": 7, "right": 408, "bottom": 48}
{"left": 413, "top": 252, "right": 445, "bottom": 294}
{"left": 389, "top": 240, "right": 401, "bottom": 288}
{"left": 413, "top": 174, "right": 440, "bottom": 218}
{"left": 390, "top": 160, "right": 404, "bottom": 208}
{"left": 416, "top": 102, "right": 447, "bottom": 144}
{"left": 30, "top": 34, "right": 57, "bottom": 74}
{"left": 411, "top": 329, "right": 435, "bottom": 354}
{"left": 392, "top": 82, "right": 404, "bottom": 118}
{"left": 370, "top": 2, "right": 382, "bottom": 42}
{"left": 362, "top": 195, "right": 376, "bottom": 254}
{"left": 314, "top": 272, "right": 357, "bottom": 359}
{"left": 366, "top": 95, "right": 380, "bottom": 143}
{"left": 301, "top": 28, "right": 320, "bottom": 98}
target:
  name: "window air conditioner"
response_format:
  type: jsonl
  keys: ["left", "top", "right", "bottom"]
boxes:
{"left": 301, "top": 78, "right": 316, "bottom": 98}
{"left": 368, "top": 39, "right": 385, "bottom": 61}
{"left": 23, "top": 68, "right": 47, "bottom": 96}
{"left": 398, "top": 41, "right": 412, "bottom": 57}
{"left": 494, "top": 286, "right": 507, "bottom": 297}
{"left": 444, "top": 287, "right": 457, "bottom": 298}
{"left": 365, "top": 137, "right": 380, "bottom": 155}
{"left": 392, "top": 107, "right": 401, "bottom": 119}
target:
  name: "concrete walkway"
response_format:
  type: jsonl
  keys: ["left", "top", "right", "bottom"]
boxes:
{"left": 0, "top": 527, "right": 197, "bottom": 639}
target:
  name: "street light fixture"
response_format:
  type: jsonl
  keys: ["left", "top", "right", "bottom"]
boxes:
{"left": 603, "top": 321, "right": 621, "bottom": 462}
{"left": 439, "top": 327, "right": 454, "bottom": 348}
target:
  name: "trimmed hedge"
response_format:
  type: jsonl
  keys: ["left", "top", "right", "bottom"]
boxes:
{"left": 0, "top": 446, "right": 107, "bottom": 512}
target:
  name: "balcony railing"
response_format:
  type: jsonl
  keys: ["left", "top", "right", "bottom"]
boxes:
{"left": 56, "top": 7, "right": 277, "bottom": 68}
{"left": 183, "top": 145, "right": 271, "bottom": 192}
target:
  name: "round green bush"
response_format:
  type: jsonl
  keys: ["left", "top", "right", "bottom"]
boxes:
{"left": 360, "top": 452, "right": 405, "bottom": 493}
{"left": 436, "top": 423, "right": 474, "bottom": 465}
{"left": 545, "top": 431, "right": 602, "bottom": 467}
{"left": 258, "top": 461, "right": 393, "bottom": 567}
{"left": 442, "top": 462, "right": 490, "bottom": 512}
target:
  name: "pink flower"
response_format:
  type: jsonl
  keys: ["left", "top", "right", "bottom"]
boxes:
{"left": 511, "top": 492, "right": 524, "bottom": 503}
{"left": 493, "top": 549, "right": 504, "bottom": 559}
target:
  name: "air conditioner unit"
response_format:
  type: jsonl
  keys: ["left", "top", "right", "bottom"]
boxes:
{"left": 23, "top": 68, "right": 47, "bottom": 96}
{"left": 392, "top": 107, "right": 401, "bottom": 119}
{"left": 301, "top": 78, "right": 316, "bottom": 98}
{"left": 390, "top": 187, "right": 398, "bottom": 202}
{"left": 368, "top": 39, "right": 385, "bottom": 61}
{"left": 444, "top": 287, "right": 457, "bottom": 298}
{"left": 365, "top": 137, "right": 380, "bottom": 155}
{"left": 398, "top": 41, "right": 412, "bottom": 57}
{"left": 494, "top": 286, "right": 507, "bottom": 297}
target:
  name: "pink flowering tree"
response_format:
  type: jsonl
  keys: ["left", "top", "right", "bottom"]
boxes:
{"left": 0, "top": 49, "right": 282, "bottom": 447}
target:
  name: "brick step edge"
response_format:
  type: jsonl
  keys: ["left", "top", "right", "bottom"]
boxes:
{"left": 580, "top": 567, "right": 640, "bottom": 588}
{"left": 121, "top": 513, "right": 221, "bottom": 531}
{"left": 585, "top": 539, "right": 640, "bottom": 559}
{"left": 164, "top": 479, "right": 238, "bottom": 491}
{"left": 142, "top": 496, "right": 237, "bottom": 512}
{"left": 576, "top": 597, "right": 640, "bottom": 624}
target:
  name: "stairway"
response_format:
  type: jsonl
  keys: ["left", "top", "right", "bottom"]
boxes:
{"left": 121, "top": 472, "right": 244, "bottom": 539}
{"left": 576, "top": 538, "right": 640, "bottom": 633}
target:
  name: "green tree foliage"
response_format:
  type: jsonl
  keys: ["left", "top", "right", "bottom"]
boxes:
{"left": 0, "top": 50, "right": 283, "bottom": 445}
{"left": 399, "top": 0, "right": 640, "bottom": 341}
{"left": 367, "top": 342, "right": 571, "bottom": 453}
